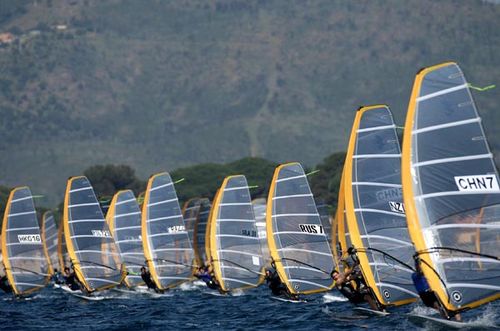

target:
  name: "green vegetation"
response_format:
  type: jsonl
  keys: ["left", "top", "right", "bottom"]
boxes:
{"left": 0, "top": 0, "right": 498, "bottom": 208}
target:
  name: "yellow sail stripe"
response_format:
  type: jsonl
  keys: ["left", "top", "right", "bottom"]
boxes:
{"left": 57, "top": 222, "right": 66, "bottom": 271}
{"left": 402, "top": 61, "right": 500, "bottom": 311}
{"left": 205, "top": 189, "right": 220, "bottom": 265}
{"left": 1, "top": 187, "right": 22, "bottom": 295}
{"left": 209, "top": 177, "right": 229, "bottom": 291}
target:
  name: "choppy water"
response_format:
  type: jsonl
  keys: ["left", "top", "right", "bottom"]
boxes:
{"left": 1, "top": 281, "right": 498, "bottom": 330}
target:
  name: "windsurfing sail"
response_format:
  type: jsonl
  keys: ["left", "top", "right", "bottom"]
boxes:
{"left": 1, "top": 187, "right": 50, "bottom": 295}
{"left": 205, "top": 191, "right": 219, "bottom": 265}
{"left": 57, "top": 222, "right": 69, "bottom": 271}
{"left": 182, "top": 198, "right": 202, "bottom": 249}
{"left": 141, "top": 172, "right": 195, "bottom": 290}
{"left": 402, "top": 62, "right": 500, "bottom": 312}
{"left": 266, "top": 162, "right": 335, "bottom": 295}
{"left": 344, "top": 105, "right": 418, "bottom": 307}
{"left": 316, "top": 199, "right": 332, "bottom": 243}
{"left": 252, "top": 198, "right": 271, "bottom": 264}
{"left": 106, "top": 190, "right": 145, "bottom": 287}
{"left": 63, "top": 176, "right": 125, "bottom": 292}
{"left": 191, "top": 198, "right": 211, "bottom": 267}
{"left": 209, "top": 175, "right": 264, "bottom": 292}
{"left": 41, "top": 211, "right": 59, "bottom": 275}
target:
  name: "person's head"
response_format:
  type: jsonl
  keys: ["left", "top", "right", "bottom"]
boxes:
{"left": 64, "top": 267, "right": 70, "bottom": 273}
{"left": 54, "top": 268, "right": 58, "bottom": 273}
{"left": 330, "top": 270, "right": 339, "bottom": 280}
{"left": 271, "top": 261, "right": 276, "bottom": 269}
{"left": 347, "top": 247, "right": 356, "bottom": 255}
{"left": 140, "top": 266, "right": 146, "bottom": 273}
{"left": 414, "top": 258, "right": 422, "bottom": 274}
{"left": 265, "top": 270, "right": 272, "bottom": 277}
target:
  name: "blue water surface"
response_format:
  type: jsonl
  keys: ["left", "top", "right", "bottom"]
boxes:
{"left": 1, "top": 282, "right": 498, "bottom": 330}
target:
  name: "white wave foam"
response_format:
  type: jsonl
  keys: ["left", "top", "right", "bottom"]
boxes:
{"left": 322, "top": 293, "right": 348, "bottom": 303}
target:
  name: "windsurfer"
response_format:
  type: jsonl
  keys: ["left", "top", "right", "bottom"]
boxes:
{"left": 0, "top": 274, "right": 12, "bottom": 293}
{"left": 64, "top": 266, "right": 81, "bottom": 291}
{"left": 140, "top": 266, "right": 163, "bottom": 293}
{"left": 52, "top": 268, "right": 65, "bottom": 285}
{"left": 265, "top": 263, "right": 298, "bottom": 300}
{"left": 194, "top": 266, "right": 221, "bottom": 291}
{"left": 412, "top": 259, "right": 461, "bottom": 321}
{"left": 333, "top": 247, "right": 384, "bottom": 311}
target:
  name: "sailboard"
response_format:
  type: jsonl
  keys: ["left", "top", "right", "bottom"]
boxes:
{"left": 266, "top": 162, "right": 335, "bottom": 295}
{"left": 41, "top": 211, "right": 59, "bottom": 274}
{"left": 407, "top": 313, "right": 473, "bottom": 329}
{"left": 106, "top": 190, "right": 145, "bottom": 287}
{"left": 402, "top": 62, "right": 500, "bottom": 314}
{"left": 1, "top": 187, "right": 50, "bottom": 296}
{"left": 344, "top": 105, "right": 418, "bottom": 307}
{"left": 141, "top": 172, "right": 195, "bottom": 290}
{"left": 192, "top": 198, "right": 211, "bottom": 267}
{"left": 63, "top": 176, "right": 125, "bottom": 293}
{"left": 208, "top": 175, "right": 265, "bottom": 292}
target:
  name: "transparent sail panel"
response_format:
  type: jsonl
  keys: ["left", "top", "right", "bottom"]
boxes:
{"left": 144, "top": 173, "right": 194, "bottom": 289}
{"left": 182, "top": 199, "right": 202, "bottom": 251}
{"left": 42, "top": 211, "right": 59, "bottom": 272}
{"left": 57, "top": 224, "right": 69, "bottom": 271}
{"left": 215, "top": 176, "right": 263, "bottom": 291}
{"left": 66, "top": 177, "right": 123, "bottom": 291}
{"left": 411, "top": 63, "right": 500, "bottom": 308}
{"left": 194, "top": 199, "right": 211, "bottom": 266}
{"left": 252, "top": 198, "right": 270, "bottom": 264}
{"left": 271, "top": 163, "right": 335, "bottom": 293}
{"left": 4, "top": 187, "right": 49, "bottom": 294}
{"left": 352, "top": 106, "right": 417, "bottom": 305}
{"left": 110, "top": 190, "right": 145, "bottom": 287}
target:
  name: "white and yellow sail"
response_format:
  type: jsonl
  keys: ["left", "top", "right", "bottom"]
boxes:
{"left": 402, "top": 62, "right": 500, "bottom": 312}
{"left": 1, "top": 187, "right": 50, "bottom": 295}
{"left": 344, "top": 105, "right": 418, "bottom": 307}
{"left": 106, "top": 190, "right": 145, "bottom": 287}
{"left": 63, "top": 176, "right": 125, "bottom": 292}
{"left": 208, "top": 175, "right": 265, "bottom": 292}
{"left": 141, "top": 172, "right": 195, "bottom": 290}
{"left": 266, "top": 162, "right": 335, "bottom": 295}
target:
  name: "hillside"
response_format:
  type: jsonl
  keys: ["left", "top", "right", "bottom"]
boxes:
{"left": 0, "top": 0, "right": 499, "bottom": 206}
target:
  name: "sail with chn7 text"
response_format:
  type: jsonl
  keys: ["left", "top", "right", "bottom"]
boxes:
{"left": 2, "top": 187, "right": 50, "bottom": 295}
{"left": 402, "top": 62, "right": 500, "bottom": 313}
{"left": 63, "top": 176, "right": 125, "bottom": 292}
{"left": 266, "top": 162, "right": 335, "bottom": 295}
{"left": 208, "top": 175, "right": 265, "bottom": 292}
{"left": 344, "top": 105, "right": 418, "bottom": 307}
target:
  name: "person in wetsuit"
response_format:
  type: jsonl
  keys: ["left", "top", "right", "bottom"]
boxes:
{"left": 52, "top": 268, "right": 65, "bottom": 285}
{"left": 0, "top": 275, "right": 12, "bottom": 293}
{"left": 412, "top": 259, "right": 461, "bottom": 321}
{"left": 265, "top": 269, "right": 287, "bottom": 296}
{"left": 64, "top": 267, "right": 81, "bottom": 291}
{"left": 194, "top": 266, "right": 220, "bottom": 290}
{"left": 333, "top": 247, "right": 383, "bottom": 311}
{"left": 140, "top": 266, "right": 163, "bottom": 293}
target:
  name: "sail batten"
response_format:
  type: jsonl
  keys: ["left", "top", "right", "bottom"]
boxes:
{"left": 209, "top": 175, "right": 264, "bottom": 292}
{"left": 402, "top": 62, "right": 500, "bottom": 312}
{"left": 142, "top": 173, "right": 195, "bottom": 290}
